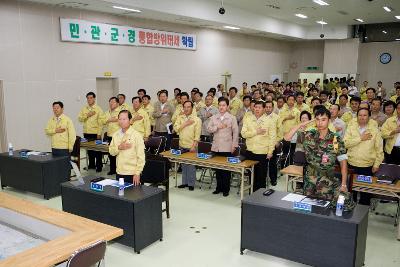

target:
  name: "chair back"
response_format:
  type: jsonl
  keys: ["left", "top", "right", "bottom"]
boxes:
{"left": 293, "top": 151, "right": 306, "bottom": 166}
{"left": 142, "top": 154, "right": 170, "bottom": 184}
{"left": 197, "top": 141, "right": 212, "bottom": 153}
{"left": 66, "top": 240, "right": 106, "bottom": 267}
{"left": 146, "top": 136, "right": 166, "bottom": 155}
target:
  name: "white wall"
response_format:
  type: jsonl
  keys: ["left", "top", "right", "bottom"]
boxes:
{"left": 0, "top": 0, "right": 293, "bottom": 151}
{"left": 288, "top": 41, "right": 325, "bottom": 82}
{"left": 323, "top": 38, "right": 360, "bottom": 74}
{"left": 358, "top": 41, "right": 400, "bottom": 93}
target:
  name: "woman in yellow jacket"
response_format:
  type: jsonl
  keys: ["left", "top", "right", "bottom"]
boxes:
{"left": 343, "top": 107, "right": 384, "bottom": 205}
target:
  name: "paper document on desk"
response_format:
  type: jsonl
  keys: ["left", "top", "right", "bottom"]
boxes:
{"left": 281, "top": 193, "right": 306, "bottom": 202}
{"left": 301, "top": 197, "right": 330, "bottom": 208}
{"left": 95, "top": 179, "right": 118, "bottom": 186}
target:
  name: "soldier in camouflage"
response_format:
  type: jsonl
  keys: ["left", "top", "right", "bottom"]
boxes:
{"left": 303, "top": 107, "right": 349, "bottom": 201}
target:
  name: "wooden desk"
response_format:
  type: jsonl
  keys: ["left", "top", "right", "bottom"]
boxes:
{"left": 280, "top": 165, "right": 303, "bottom": 192}
{"left": 352, "top": 174, "right": 400, "bottom": 240}
{"left": 79, "top": 141, "right": 109, "bottom": 168}
{"left": 160, "top": 151, "right": 258, "bottom": 200}
{"left": 0, "top": 192, "right": 122, "bottom": 267}
{"left": 80, "top": 141, "right": 109, "bottom": 153}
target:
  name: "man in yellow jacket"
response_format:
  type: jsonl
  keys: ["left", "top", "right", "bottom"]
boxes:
{"left": 174, "top": 101, "right": 201, "bottom": 191}
{"left": 264, "top": 100, "right": 280, "bottom": 186}
{"left": 142, "top": 95, "right": 155, "bottom": 131}
{"left": 117, "top": 93, "right": 132, "bottom": 113}
{"left": 343, "top": 107, "right": 384, "bottom": 205}
{"left": 172, "top": 92, "right": 189, "bottom": 124}
{"left": 228, "top": 87, "right": 243, "bottom": 116}
{"left": 295, "top": 92, "right": 311, "bottom": 113}
{"left": 131, "top": 96, "right": 151, "bottom": 141}
{"left": 45, "top": 101, "right": 76, "bottom": 157}
{"left": 278, "top": 95, "right": 300, "bottom": 164}
{"left": 381, "top": 101, "right": 400, "bottom": 165}
{"left": 102, "top": 97, "right": 121, "bottom": 175}
{"left": 78, "top": 92, "right": 104, "bottom": 172}
{"left": 241, "top": 101, "right": 276, "bottom": 191}
{"left": 341, "top": 96, "right": 361, "bottom": 125}
{"left": 109, "top": 110, "right": 145, "bottom": 185}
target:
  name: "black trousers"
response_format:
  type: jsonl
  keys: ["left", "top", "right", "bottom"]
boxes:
{"left": 246, "top": 151, "right": 268, "bottom": 192}
{"left": 106, "top": 136, "right": 116, "bottom": 173}
{"left": 268, "top": 149, "right": 278, "bottom": 184}
{"left": 52, "top": 148, "right": 70, "bottom": 158}
{"left": 154, "top": 131, "right": 172, "bottom": 151}
{"left": 116, "top": 173, "right": 133, "bottom": 184}
{"left": 213, "top": 151, "right": 233, "bottom": 193}
{"left": 385, "top": 147, "right": 400, "bottom": 165}
{"left": 349, "top": 164, "right": 373, "bottom": 206}
{"left": 84, "top": 133, "right": 103, "bottom": 170}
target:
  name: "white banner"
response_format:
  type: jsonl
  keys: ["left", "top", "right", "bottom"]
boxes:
{"left": 60, "top": 18, "right": 196, "bottom": 50}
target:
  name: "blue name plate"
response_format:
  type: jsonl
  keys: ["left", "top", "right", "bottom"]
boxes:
{"left": 197, "top": 153, "right": 211, "bottom": 159}
{"left": 227, "top": 157, "right": 241, "bottom": 164}
{"left": 90, "top": 182, "right": 104, "bottom": 192}
{"left": 95, "top": 140, "right": 102, "bottom": 145}
{"left": 293, "top": 201, "right": 312, "bottom": 212}
{"left": 171, "top": 149, "right": 182, "bottom": 156}
{"left": 356, "top": 175, "right": 372, "bottom": 184}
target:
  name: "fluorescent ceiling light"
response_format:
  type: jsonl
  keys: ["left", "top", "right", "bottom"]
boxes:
{"left": 112, "top": 6, "right": 141, "bottom": 13}
{"left": 295, "top": 14, "right": 308, "bottom": 19}
{"left": 382, "top": 30, "right": 387, "bottom": 34}
{"left": 313, "top": 0, "right": 330, "bottom": 6}
{"left": 316, "top": 20, "right": 328, "bottom": 25}
{"left": 354, "top": 18, "right": 364, "bottom": 23}
{"left": 395, "top": 15, "right": 400, "bottom": 19}
{"left": 383, "top": 6, "right": 392, "bottom": 12}
{"left": 223, "top": 26, "right": 240, "bottom": 30}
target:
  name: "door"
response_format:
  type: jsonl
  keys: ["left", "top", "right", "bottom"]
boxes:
{"left": 96, "top": 77, "right": 119, "bottom": 112}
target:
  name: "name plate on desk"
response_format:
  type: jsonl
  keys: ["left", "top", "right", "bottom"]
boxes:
{"left": 90, "top": 182, "right": 104, "bottom": 192}
{"left": 293, "top": 201, "right": 312, "bottom": 212}
{"left": 227, "top": 157, "right": 241, "bottom": 164}
{"left": 81, "top": 138, "right": 88, "bottom": 142}
{"left": 356, "top": 175, "right": 372, "bottom": 184}
{"left": 197, "top": 153, "right": 212, "bottom": 159}
{"left": 170, "top": 149, "right": 182, "bottom": 156}
{"left": 94, "top": 140, "right": 103, "bottom": 145}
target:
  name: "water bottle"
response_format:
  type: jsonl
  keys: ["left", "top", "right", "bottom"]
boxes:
{"left": 336, "top": 195, "right": 345, "bottom": 217}
{"left": 118, "top": 185, "right": 124, "bottom": 196}
{"left": 8, "top": 143, "right": 13, "bottom": 156}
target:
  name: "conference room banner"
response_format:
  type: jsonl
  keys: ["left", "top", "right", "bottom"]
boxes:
{"left": 60, "top": 18, "right": 196, "bottom": 50}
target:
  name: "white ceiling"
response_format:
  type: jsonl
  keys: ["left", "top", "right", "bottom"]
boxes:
{"left": 220, "top": 0, "right": 400, "bottom": 26}
{"left": 22, "top": 0, "right": 400, "bottom": 40}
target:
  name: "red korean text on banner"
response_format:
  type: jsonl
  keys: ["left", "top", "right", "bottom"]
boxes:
{"left": 138, "top": 31, "right": 146, "bottom": 44}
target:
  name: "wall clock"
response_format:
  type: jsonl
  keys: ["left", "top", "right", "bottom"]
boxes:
{"left": 379, "top": 52, "right": 392, "bottom": 64}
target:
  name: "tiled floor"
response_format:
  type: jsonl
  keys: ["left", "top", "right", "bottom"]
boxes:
{"left": 1, "top": 162, "right": 399, "bottom": 267}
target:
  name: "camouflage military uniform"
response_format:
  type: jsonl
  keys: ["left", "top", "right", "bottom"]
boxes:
{"left": 303, "top": 129, "right": 347, "bottom": 201}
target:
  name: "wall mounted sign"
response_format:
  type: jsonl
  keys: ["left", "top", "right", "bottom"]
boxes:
{"left": 60, "top": 18, "right": 196, "bottom": 50}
